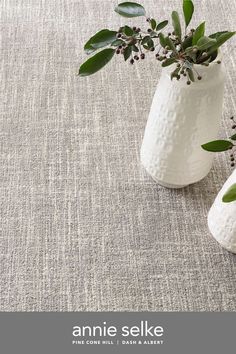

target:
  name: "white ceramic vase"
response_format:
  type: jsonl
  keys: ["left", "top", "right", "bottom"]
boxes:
{"left": 141, "top": 58, "right": 226, "bottom": 188}
{"left": 208, "top": 169, "right": 236, "bottom": 253}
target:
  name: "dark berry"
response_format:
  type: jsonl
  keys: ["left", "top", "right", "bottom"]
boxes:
{"left": 118, "top": 45, "right": 122, "bottom": 49}
{"left": 231, "top": 158, "right": 235, "bottom": 162}
{"left": 230, "top": 116, "right": 234, "bottom": 120}
{"left": 217, "top": 60, "right": 221, "bottom": 64}
{"left": 150, "top": 47, "right": 155, "bottom": 51}
{"left": 130, "top": 59, "right": 134, "bottom": 65}
{"left": 231, "top": 163, "right": 235, "bottom": 167}
{"left": 133, "top": 27, "right": 137, "bottom": 31}
{"left": 141, "top": 53, "right": 145, "bottom": 59}
{"left": 198, "top": 76, "right": 202, "bottom": 80}
{"left": 146, "top": 18, "right": 151, "bottom": 22}
{"left": 117, "top": 33, "right": 122, "bottom": 38}
{"left": 116, "top": 49, "right": 120, "bottom": 54}
{"left": 156, "top": 53, "right": 160, "bottom": 58}
{"left": 187, "top": 81, "right": 191, "bottom": 85}
{"left": 134, "top": 55, "right": 139, "bottom": 60}
{"left": 232, "top": 125, "right": 236, "bottom": 129}
{"left": 177, "top": 63, "right": 181, "bottom": 68}
{"left": 148, "top": 28, "right": 152, "bottom": 33}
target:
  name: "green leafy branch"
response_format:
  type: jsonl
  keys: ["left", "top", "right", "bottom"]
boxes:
{"left": 78, "top": 1, "right": 235, "bottom": 83}
{"left": 202, "top": 116, "right": 236, "bottom": 203}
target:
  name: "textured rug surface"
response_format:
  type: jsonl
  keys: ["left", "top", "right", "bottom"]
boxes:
{"left": 1, "top": 0, "right": 236, "bottom": 311}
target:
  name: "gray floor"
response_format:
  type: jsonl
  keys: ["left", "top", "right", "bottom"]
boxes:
{"left": 1, "top": 0, "right": 236, "bottom": 311}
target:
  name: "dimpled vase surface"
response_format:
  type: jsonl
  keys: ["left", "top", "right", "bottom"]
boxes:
{"left": 208, "top": 169, "right": 236, "bottom": 253}
{"left": 141, "top": 57, "right": 225, "bottom": 188}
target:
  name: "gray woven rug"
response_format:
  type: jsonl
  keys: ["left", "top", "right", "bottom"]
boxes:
{"left": 1, "top": 0, "right": 236, "bottom": 311}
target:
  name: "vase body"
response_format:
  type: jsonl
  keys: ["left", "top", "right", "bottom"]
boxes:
{"left": 208, "top": 169, "right": 236, "bottom": 253}
{"left": 141, "top": 60, "right": 225, "bottom": 188}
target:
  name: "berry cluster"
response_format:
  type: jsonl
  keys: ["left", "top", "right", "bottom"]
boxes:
{"left": 115, "top": 25, "right": 151, "bottom": 64}
{"left": 230, "top": 116, "right": 236, "bottom": 167}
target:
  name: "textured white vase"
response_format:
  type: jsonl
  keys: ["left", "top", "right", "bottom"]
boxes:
{"left": 208, "top": 169, "right": 236, "bottom": 253}
{"left": 141, "top": 58, "right": 225, "bottom": 188}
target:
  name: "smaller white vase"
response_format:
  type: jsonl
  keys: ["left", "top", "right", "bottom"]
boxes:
{"left": 208, "top": 169, "right": 236, "bottom": 253}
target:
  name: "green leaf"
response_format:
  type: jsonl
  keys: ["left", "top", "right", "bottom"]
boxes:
{"left": 156, "top": 20, "right": 168, "bottom": 31}
{"left": 197, "top": 36, "right": 216, "bottom": 50}
{"left": 141, "top": 36, "right": 150, "bottom": 45}
{"left": 184, "top": 46, "right": 193, "bottom": 53}
{"left": 111, "top": 39, "right": 124, "bottom": 46}
{"left": 216, "top": 31, "right": 236, "bottom": 46}
{"left": 124, "top": 46, "right": 132, "bottom": 61}
{"left": 209, "top": 31, "right": 229, "bottom": 40}
{"left": 115, "top": 2, "right": 146, "bottom": 17}
{"left": 142, "top": 36, "right": 154, "bottom": 49}
{"left": 230, "top": 134, "right": 236, "bottom": 141}
{"left": 162, "top": 58, "right": 177, "bottom": 67}
{"left": 84, "top": 29, "right": 117, "bottom": 54}
{"left": 222, "top": 184, "right": 236, "bottom": 203}
{"left": 159, "top": 33, "right": 166, "bottom": 48}
{"left": 165, "top": 36, "right": 177, "bottom": 52}
{"left": 208, "top": 31, "right": 236, "bottom": 54}
{"left": 132, "top": 44, "right": 139, "bottom": 52}
{"left": 183, "top": 0, "right": 194, "bottom": 28}
{"left": 187, "top": 68, "right": 195, "bottom": 82}
{"left": 150, "top": 19, "right": 157, "bottom": 31}
{"left": 192, "top": 22, "right": 205, "bottom": 45}
{"left": 201, "top": 140, "right": 234, "bottom": 152}
{"left": 123, "top": 25, "right": 134, "bottom": 36}
{"left": 182, "top": 35, "right": 193, "bottom": 49}
{"left": 79, "top": 48, "right": 115, "bottom": 76}
{"left": 146, "top": 38, "right": 154, "bottom": 49}
{"left": 172, "top": 11, "right": 182, "bottom": 41}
